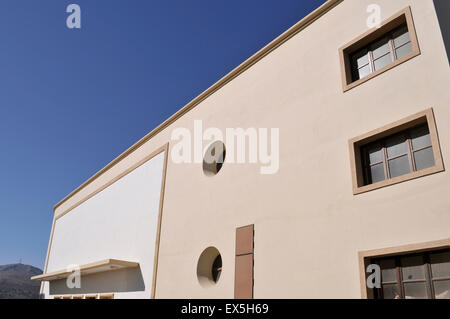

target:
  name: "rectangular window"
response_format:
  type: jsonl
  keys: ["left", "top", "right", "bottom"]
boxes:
{"left": 370, "top": 249, "right": 450, "bottom": 299}
{"left": 350, "top": 24, "right": 412, "bottom": 82}
{"left": 361, "top": 124, "right": 435, "bottom": 185}
{"left": 349, "top": 108, "right": 444, "bottom": 194}
{"left": 339, "top": 7, "right": 420, "bottom": 91}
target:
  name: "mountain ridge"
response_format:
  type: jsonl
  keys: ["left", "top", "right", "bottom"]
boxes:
{"left": 0, "top": 263, "right": 42, "bottom": 299}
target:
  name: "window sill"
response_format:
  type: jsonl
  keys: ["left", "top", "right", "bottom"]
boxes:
{"left": 343, "top": 50, "right": 421, "bottom": 92}
{"left": 352, "top": 162, "right": 444, "bottom": 195}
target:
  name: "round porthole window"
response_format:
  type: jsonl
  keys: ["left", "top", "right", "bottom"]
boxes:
{"left": 203, "top": 141, "right": 226, "bottom": 176}
{"left": 197, "top": 247, "right": 222, "bottom": 287}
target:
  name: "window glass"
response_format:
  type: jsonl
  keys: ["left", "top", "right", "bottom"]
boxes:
{"left": 382, "top": 284, "right": 399, "bottom": 299}
{"left": 379, "top": 259, "right": 397, "bottom": 282}
{"left": 411, "top": 126, "right": 432, "bottom": 150}
{"left": 388, "top": 155, "right": 410, "bottom": 178}
{"left": 401, "top": 255, "right": 425, "bottom": 281}
{"left": 373, "top": 53, "right": 393, "bottom": 71}
{"left": 357, "top": 64, "right": 371, "bottom": 80}
{"left": 414, "top": 148, "right": 435, "bottom": 171}
{"left": 352, "top": 49, "right": 370, "bottom": 68}
{"left": 386, "top": 135, "right": 407, "bottom": 158}
{"left": 370, "top": 163, "right": 385, "bottom": 183}
{"left": 434, "top": 280, "right": 450, "bottom": 299}
{"left": 404, "top": 282, "right": 428, "bottom": 299}
{"left": 395, "top": 42, "right": 413, "bottom": 59}
{"left": 393, "top": 27, "right": 410, "bottom": 47}
{"left": 372, "top": 37, "right": 391, "bottom": 59}
{"left": 368, "top": 145, "right": 383, "bottom": 164}
{"left": 430, "top": 252, "right": 450, "bottom": 278}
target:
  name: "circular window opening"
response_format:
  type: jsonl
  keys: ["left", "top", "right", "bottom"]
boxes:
{"left": 197, "top": 247, "right": 222, "bottom": 287}
{"left": 203, "top": 141, "right": 226, "bottom": 176}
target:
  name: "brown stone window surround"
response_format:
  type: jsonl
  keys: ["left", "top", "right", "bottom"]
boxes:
{"left": 339, "top": 6, "right": 420, "bottom": 92}
{"left": 349, "top": 108, "right": 444, "bottom": 195}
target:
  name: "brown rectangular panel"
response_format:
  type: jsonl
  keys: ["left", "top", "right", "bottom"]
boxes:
{"left": 235, "top": 224, "right": 254, "bottom": 299}
{"left": 236, "top": 224, "right": 254, "bottom": 256}
{"left": 235, "top": 254, "right": 253, "bottom": 299}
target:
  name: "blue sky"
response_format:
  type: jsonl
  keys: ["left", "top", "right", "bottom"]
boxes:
{"left": 0, "top": 0, "right": 326, "bottom": 269}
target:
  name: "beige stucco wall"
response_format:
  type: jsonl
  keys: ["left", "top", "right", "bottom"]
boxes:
{"left": 50, "top": 0, "right": 450, "bottom": 298}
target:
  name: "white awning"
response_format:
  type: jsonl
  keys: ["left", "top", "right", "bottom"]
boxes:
{"left": 31, "top": 259, "right": 139, "bottom": 281}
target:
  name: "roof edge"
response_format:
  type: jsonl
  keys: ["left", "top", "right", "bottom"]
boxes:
{"left": 53, "top": 0, "right": 342, "bottom": 213}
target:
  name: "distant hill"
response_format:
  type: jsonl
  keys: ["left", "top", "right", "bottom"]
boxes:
{"left": 0, "top": 264, "right": 42, "bottom": 299}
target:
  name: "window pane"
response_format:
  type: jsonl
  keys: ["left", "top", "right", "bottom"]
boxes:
{"left": 395, "top": 42, "right": 413, "bottom": 59}
{"left": 367, "top": 145, "right": 383, "bottom": 164}
{"left": 430, "top": 252, "right": 450, "bottom": 279}
{"left": 382, "top": 284, "right": 399, "bottom": 299}
{"left": 404, "top": 282, "right": 428, "bottom": 299}
{"left": 352, "top": 49, "right": 370, "bottom": 68}
{"left": 401, "top": 255, "right": 425, "bottom": 281}
{"left": 357, "top": 64, "right": 371, "bottom": 80}
{"left": 388, "top": 155, "right": 411, "bottom": 178}
{"left": 373, "top": 53, "right": 393, "bottom": 71}
{"left": 369, "top": 163, "right": 385, "bottom": 184}
{"left": 414, "top": 148, "right": 435, "bottom": 171}
{"left": 434, "top": 280, "right": 450, "bottom": 299}
{"left": 379, "top": 259, "right": 397, "bottom": 283}
{"left": 372, "top": 38, "right": 391, "bottom": 59}
{"left": 386, "top": 135, "right": 408, "bottom": 158}
{"left": 411, "top": 126, "right": 432, "bottom": 150}
{"left": 393, "top": 26, "right": 410, "bottom": 47}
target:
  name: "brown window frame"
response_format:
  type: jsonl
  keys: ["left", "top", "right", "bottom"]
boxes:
{"left": 349, "top": 108, "right": 444, "bottom": 195}
{"left": 359, "top": 239, "right": 450, "bottom": 299}
{"left": 368, "top": 249, "right": 450, "bottom": 299}
{"left": 339, "top": 6, "right": 420, "bottom": 92}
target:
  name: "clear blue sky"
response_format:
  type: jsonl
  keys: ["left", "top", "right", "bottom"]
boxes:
{"left": 0, "top": 0, "right": 326, "bottom": 269}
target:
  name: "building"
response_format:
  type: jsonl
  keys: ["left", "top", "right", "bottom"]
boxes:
{"left": 32, "top": 0, "right": 450, "bottom": 299}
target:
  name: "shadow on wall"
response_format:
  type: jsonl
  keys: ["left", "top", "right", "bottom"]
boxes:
{"left": 434, "top": 0, "right": 450, "bottom": 65}
{"left": 49, "top": 266, "right": 145, "bottom": 295}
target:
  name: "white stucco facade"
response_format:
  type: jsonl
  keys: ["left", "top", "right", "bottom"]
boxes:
{"left": 42, "top": 152, "right": 165, "bottom": 299}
